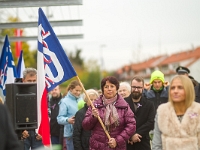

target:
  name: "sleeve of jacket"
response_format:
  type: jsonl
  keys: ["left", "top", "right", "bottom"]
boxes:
{"left": 57, "top": 101, "right": 70, "bottom": 125}
{"left": 1, "top": 105, "right": 22, "bottom": 150}
{"left": 115, "top": 105, "right": 136, "bottom": 146}
{"left": 152, "top": 113, "right": 162, "bottom": 150}
{"left": 136, "top": 101, "right": 155, "bottom": 136}
{"left": 82, "top": 106, "right": 98, "bottom": 130}
{"left": 73, "top": 110, "right": 84, "bottom": 150}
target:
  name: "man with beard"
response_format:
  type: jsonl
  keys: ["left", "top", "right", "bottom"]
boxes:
{"left": 125, "top": 76, "right": 155, "bottom": 150}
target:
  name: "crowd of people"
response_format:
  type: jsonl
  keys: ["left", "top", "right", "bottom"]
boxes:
{"left": 1, "top": 65, "right": 200, "bottom": 150}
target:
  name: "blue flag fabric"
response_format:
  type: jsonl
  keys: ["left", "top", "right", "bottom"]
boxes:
{"left": 38, "top": 7, "right": 77, "bottom": 92}
{"left": 37, "top": 8, "right": 78, "bottom": 146}
{"left": 16, "top": 50, "right": 25, "bottom": 78}
{"left": 0, "top": 35, "right": 17, "bottom": 96}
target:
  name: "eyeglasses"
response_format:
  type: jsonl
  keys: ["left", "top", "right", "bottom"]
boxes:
{"left": 131, "top": 86, "right": 143, "bottom": 90}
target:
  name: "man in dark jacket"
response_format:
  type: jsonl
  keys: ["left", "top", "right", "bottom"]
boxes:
{"left": 176, "top": 66, "right": 200, "bottom": 103}
{"left": 144, "top": 70, "right": 169, "bottom": 141}
{"left": 144, "top": 70, "right": 168, "bottom": 112}
{"left": 0, "top": 104, "right": 22, "bottom": 150}
{"left": 19, "top": 68, "right": 43, "bottom": 150}
{"left": 49, "top": 85, "right": 63, "bottom": 147}
{"left": 125, "top": 76, "right": 155, "bottom": 150}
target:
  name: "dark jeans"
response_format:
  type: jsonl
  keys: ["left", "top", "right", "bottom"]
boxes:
{"left": 51, "top": 136, "right": 59, "bottom": 144}
{"left": 23, "top": 130, "right": 43, "bottom": 150}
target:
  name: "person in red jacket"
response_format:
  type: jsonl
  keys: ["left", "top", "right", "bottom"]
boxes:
{"left": 82, "top": 76, "right": 136, "bottom": 150}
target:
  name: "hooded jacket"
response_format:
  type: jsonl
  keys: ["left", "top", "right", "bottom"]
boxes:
{"left": 82, "top": 94, "right": 136, "bottom": 150}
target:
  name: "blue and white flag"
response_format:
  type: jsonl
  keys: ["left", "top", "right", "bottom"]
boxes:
{"left": 37, "top": 8, "right": 77, "bottom": 146}
{"left": 0, "top": 35, "right": 17, "bottom": 97}
{"left": 16, "top": 50, "right": 25, "bottom": 78}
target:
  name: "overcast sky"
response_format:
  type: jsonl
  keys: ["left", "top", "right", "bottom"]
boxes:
{"left": 59, "top": 0, "right": 200, "bottom": 71}
{"left": 3, "top": 0, "right": 200, "bottom": 71}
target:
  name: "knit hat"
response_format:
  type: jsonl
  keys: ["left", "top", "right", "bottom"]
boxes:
{"left": 150, "top": 70, "right": 165, "bottom": 84}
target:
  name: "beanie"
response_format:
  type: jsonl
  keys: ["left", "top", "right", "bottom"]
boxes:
{"left": 150, "top": 70, "right": 165, "bottom": 84}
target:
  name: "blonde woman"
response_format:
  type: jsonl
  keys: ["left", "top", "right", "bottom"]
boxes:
{"left": 152, "top": 75, "right": 200, "bottom": 150}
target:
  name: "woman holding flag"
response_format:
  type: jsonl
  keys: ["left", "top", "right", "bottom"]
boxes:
{"left": 82, "top": 76, "right": 136, "bottom": 149}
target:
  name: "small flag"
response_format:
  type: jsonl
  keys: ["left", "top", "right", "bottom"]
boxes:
{"left": 16, "top": 50, "right": 25, "bottom": 78}
{"left": 0, "top": 35, "right": 17, "bottom": 99}
{"left": 37, "top": 8, "right": 77, "bottom": 146}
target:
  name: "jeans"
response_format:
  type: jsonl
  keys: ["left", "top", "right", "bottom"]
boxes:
{"left": 23, "top": 130, "right": 43, "bottom": 150}
{"left": 51, "top": 136, "right": 60, "bottom": 144}
{"left": 65, "top": 136, "right": 74, "bottom": 150}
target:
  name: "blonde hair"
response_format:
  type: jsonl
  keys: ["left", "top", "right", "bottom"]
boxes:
{"left": 169, "top": 75, "right": 195, "bottom": 109}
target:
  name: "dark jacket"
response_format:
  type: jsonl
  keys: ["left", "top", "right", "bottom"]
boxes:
{"left": 50, "top": 94, "right": 62, "bottom": 136}
{"left": 82, "top": 94, "right": 136, "bottom": 150}
{"left": 144, "top": 86, "right": 168, "bottom": 111}
{"left": 73, "top": 104, "right": 90, "bottom": 150}
{"left": 0, "top": 104, "right": 22, "bottom": 150}
{"left": 195, "top": 83, "right": 200, "bottom": 103}
{"left": 125, "top": 95, "right": 155, "bottom": 150}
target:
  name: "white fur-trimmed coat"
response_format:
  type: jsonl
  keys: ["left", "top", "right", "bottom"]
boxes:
{"left": 157, "top": 102, "right": 200, "bottom": 150}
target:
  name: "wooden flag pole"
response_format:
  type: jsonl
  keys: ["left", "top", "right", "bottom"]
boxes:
{"left": 75, "top": 76, "right": 111, "bottom": 140}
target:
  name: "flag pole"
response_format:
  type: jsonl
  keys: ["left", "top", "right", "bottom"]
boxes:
{"left": 75, "top": 76, "right": 111, "bottom": 140}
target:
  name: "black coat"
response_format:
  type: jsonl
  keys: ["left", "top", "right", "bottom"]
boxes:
{"left": 0, "top": 104, "right": 22, "bottom": 150}
{"left": 49, "top": 94, "right": 62, "bottom": 136}
{"left": 125, "top": 96, "right": 155, "bottom": 150}
{"left": 73, "top": 104, "right": 91, "bottom": 150}
{"left": 195, "top": 83, "right": 200, "bottom": 103}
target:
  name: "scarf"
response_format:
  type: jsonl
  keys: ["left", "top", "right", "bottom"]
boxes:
{"left": 103, "top": 95, "right": 119, "bottom": 130}
{"left": 152, "top": 86, "right": 164, "bottom": 92}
